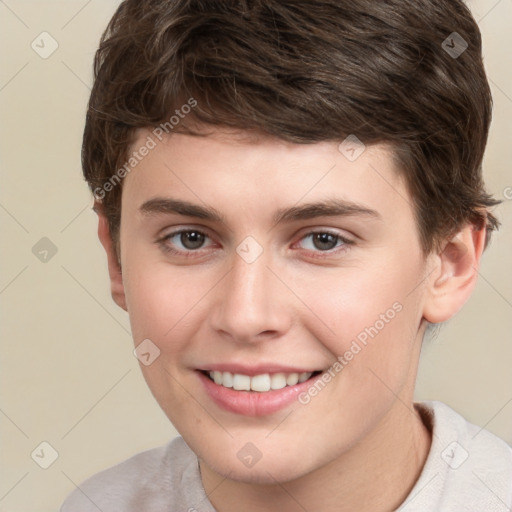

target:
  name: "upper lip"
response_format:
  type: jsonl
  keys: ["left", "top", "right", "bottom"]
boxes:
{"left": 196, "top": 363, "right": 323, "bottom": 376}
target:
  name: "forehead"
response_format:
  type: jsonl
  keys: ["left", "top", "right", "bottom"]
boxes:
{"left": 122, "top": 127, "right": 413, "bottom": 229}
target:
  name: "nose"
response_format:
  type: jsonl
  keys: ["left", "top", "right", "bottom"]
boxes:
{"left": 209, "top": 247, "right": 292, "bottom": 344}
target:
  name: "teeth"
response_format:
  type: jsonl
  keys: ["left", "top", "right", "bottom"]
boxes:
{"left": 251, "top": 374, "right": 271, "bottom": 392}
{"left": 270, "top": 373, "right": 287, "bottom": 390}
{"left": 222, "top": 371, "right": 233, "bottom": 388}
{"left": 207, "top": 371, "right": 314, "bottom": 392}
{"left": 286, "top": 373, "right": 299, "bottom": 386}
{"left": 298, "top": 372, "right": 311, "bottom": 383}
{"left": 232, "top": 374, "right": 251, "bottom": 391}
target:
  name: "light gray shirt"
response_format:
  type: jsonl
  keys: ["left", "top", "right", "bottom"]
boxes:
{"left": 60, "top": 401, "right": 512, "bottom": 511}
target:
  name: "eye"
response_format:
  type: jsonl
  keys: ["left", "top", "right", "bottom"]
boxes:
{"left": 156, "top": 228, "right": 353, "bottom": 259}
{"left": 157, "top": 228, "right": 213, "bottom": 256}
{"left": 295, "top": 230, "right": 353, "bottom": 256}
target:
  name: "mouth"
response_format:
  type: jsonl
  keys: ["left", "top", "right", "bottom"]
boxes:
{"left": 196, "top": 364, "right": 330, "bottom": 416}
{"left": 200, "top": 369, "right": 323, "bottom": 392}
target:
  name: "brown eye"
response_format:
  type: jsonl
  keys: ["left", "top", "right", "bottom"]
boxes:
{"left": 157, "top": 228, "right": 213, "bottom": 256}
{"left": 311, "top": 232, "right": 339, "bottom": 251}
{"left": 299, "top": 231, "right": 351, "bottom": 252}
{"left": 293, "top": 230, "right": 355, "bottom": 259}
{"left": 178, "top": 231, "right": 206, "bottom": 250}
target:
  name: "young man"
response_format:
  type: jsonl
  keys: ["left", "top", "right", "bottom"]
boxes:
{"left": 61, "top": 0, "right": 512, "bottom": 510}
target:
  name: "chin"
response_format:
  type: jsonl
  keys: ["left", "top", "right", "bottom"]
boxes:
{"left": 202, "top": 450, "right": 318, "bottom": 485}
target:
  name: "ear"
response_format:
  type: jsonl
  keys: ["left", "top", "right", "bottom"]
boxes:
{"left": 95, "top": 202, "right": 127, "bottom": 311}
{"left": 423, "top": 224, "right": 487, "bottom": 324}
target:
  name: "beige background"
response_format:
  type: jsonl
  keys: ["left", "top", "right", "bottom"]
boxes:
{"left": 1, "top": 1, "right": 511, "bottom": 510}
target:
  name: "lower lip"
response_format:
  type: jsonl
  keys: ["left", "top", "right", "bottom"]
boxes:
{"left": 197, "top": 371, "right": 321, "bottom": 416}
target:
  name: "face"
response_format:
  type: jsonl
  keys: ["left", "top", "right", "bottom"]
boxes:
{"left": 116, "top": 128, "right": 433, "bottom": 483}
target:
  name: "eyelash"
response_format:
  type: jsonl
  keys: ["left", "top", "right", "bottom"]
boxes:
{"left": 156, "top": 228, "right": 354, "bottom": 259}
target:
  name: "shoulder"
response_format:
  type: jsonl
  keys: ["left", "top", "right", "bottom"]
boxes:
{"left": 400, "top": 400, "right": 512, "bottom": 511}
{"left": 59, "top": 436, "right": 201, "bottom": 512}
{"left": 424, "top": 400, "right": 512, "bottom": 470}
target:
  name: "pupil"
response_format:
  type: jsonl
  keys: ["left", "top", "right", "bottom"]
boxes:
{"left": 182, "top": 231, "right": 204, "bottom": 249}
{"left": 314, "top": 233, "right": 336, "bottom": 251}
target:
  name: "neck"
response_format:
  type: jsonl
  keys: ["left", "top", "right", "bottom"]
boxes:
{"left": 200, "top": 395, "right": 432, "bottom": 512}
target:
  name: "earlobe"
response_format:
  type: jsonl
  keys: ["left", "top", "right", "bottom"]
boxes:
{"left": 423, "top": 224, "right": 486, "bottom": 324}
{"left": 95, "top": 203, "right": 128, "bottom": 311}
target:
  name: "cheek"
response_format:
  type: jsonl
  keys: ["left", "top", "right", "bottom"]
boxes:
{"left": 297, "top": 255, "right": 425, "bottom": 399}
{"left": 121, "top": 236, "right": 212, "bottom": 340}
{"left": 301, "top": 260, "right": 418, "bottom": 345}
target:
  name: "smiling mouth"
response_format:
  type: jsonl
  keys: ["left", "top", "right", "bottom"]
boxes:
{"left": 202, "top": 370, "right": 323, "bottom": 392}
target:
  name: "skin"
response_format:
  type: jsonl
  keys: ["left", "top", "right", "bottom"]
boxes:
{"left": 97, "top": 126, "right": 486, "bottom": 512}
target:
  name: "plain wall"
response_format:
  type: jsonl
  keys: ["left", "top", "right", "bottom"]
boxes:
{"left": 1, "top": 1, "right": 511, "bottom": 510}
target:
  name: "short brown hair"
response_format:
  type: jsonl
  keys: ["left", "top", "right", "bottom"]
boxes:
{"left": 83, "top": 0, "right": 500, "bottom": 258}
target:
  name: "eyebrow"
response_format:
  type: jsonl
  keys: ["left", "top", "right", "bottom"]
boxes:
{"left": 139, "top": 197, "right": 381, "bottom": 224}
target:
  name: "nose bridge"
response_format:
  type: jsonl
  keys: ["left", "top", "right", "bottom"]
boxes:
{"left": 210, "top": 244, "right": 289, "bottom": 342}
